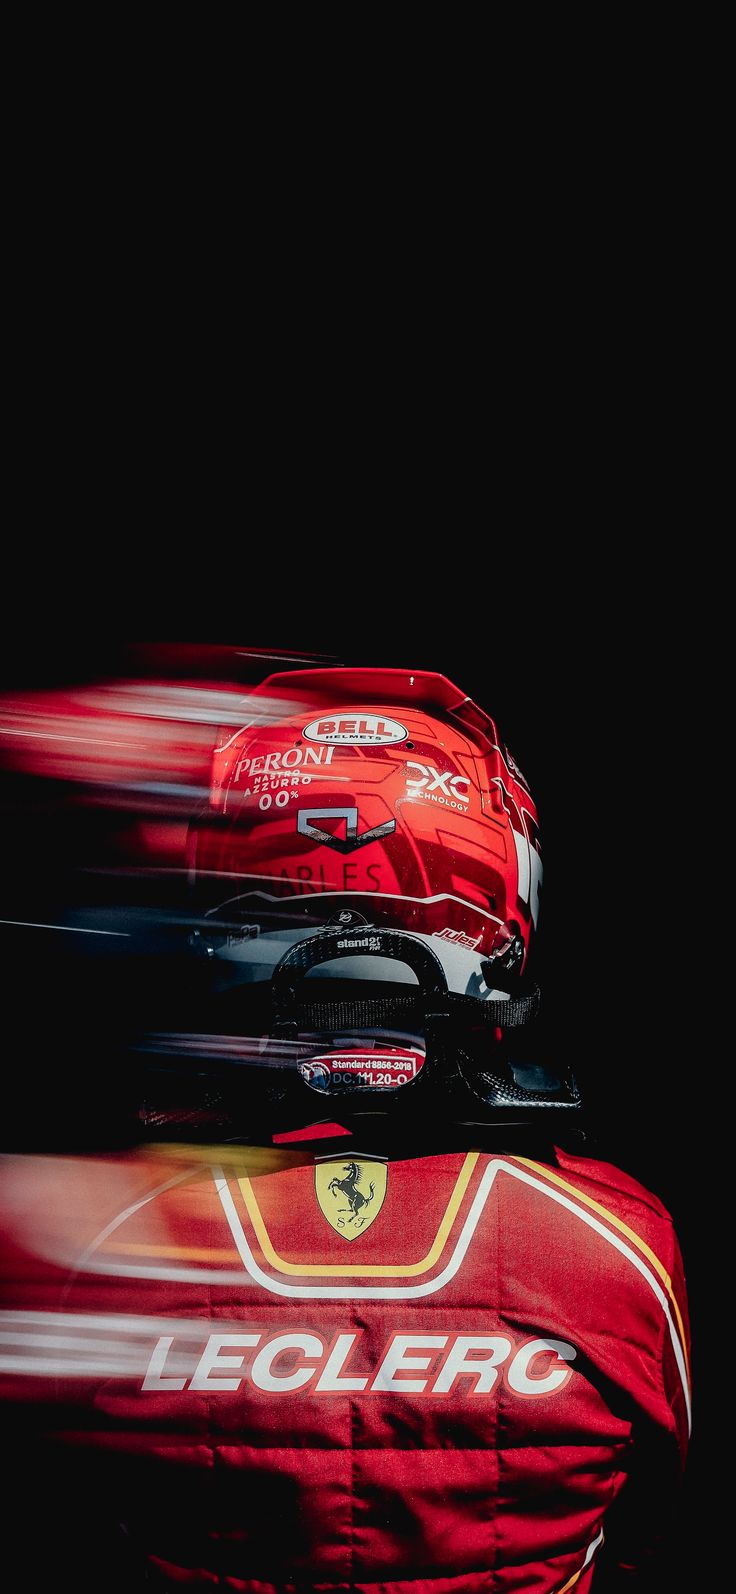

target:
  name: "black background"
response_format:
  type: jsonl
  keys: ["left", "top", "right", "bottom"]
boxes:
{"left": 0, "top": 617, "right": 706, "bottom": 1588}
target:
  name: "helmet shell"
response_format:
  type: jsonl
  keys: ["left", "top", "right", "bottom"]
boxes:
{"left": 194, "top": 668, "right": 541, "bottom": 980}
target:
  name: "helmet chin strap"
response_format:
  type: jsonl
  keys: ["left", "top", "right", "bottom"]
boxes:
{"left": 269, "top": 927, "right": 580, "bottom": 1120}
{"left": 135, "top": 928, "right": 577, "bottom": 1138}
{"left": 270, "top": 925, "right": 542, "bottom": 1040}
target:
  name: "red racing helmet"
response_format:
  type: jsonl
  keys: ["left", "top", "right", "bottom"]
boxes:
{"left": 198, "top": 667, "right": 540, "bottom": 967}
{"left": 184, "top": 668, "right": 576, "bottom": 1122}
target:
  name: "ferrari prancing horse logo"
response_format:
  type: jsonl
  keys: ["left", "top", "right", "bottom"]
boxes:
{"left": 315, "top": 1158, "right": 388, "bottom": 1239}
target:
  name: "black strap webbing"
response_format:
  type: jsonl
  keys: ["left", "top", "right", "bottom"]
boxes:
{"left": 290, "top": 985, "right": 541, "bottom": 1033}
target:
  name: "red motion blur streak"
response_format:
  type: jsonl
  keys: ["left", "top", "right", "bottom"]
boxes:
{"left": 0, "top": 681, "right": 242, "bottom": 789}
{"left": 0, "top": 668, "right": 321, "bottom": 869}
{"left": 0, "top": 646, "right": 341, "bottom": 794}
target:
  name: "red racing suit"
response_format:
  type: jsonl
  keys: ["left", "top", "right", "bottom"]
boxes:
{"left": 0, "top": 1140, "right": 690, "bottom": 1591}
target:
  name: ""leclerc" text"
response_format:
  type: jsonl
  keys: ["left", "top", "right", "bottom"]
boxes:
{"left": 142, "top": 1328, "right": 577, "bottom": 1397}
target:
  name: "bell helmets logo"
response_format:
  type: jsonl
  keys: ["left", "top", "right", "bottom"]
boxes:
{"left": 303, "top": 714, "right": 408, "bottom": 746}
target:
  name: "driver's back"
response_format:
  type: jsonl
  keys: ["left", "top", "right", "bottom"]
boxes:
{"left": 0, "top": 1138, "right": 690, "bottom": 1591}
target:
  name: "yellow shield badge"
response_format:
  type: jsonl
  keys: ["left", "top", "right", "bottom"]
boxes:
{"left": 315, "top": 1157, "right": 388, "bottom": 1240}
